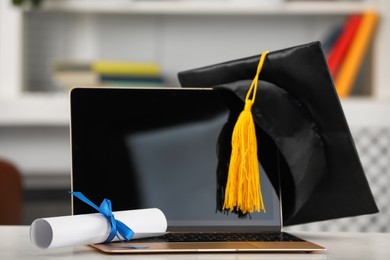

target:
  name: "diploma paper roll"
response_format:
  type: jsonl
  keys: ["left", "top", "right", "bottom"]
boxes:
{"left": 30, "top": 208, "right": 167, "bottom": 249}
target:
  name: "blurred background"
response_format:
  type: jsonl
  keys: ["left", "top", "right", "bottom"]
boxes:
{"left": 0, "top": 0, "right": 389, "bottom": 232}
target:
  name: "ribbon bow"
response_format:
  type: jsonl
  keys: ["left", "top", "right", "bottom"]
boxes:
{"left": 70, "top": 191, "right": 134, "bottom": 243}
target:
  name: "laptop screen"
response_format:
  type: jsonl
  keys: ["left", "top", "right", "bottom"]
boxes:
{"left": 70, "top": 87, "right": 281, "bottom": 232}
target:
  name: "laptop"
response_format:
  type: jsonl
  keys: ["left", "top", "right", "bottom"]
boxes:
{"left": 70, "top": 87, "right": 325, "bottom": 253}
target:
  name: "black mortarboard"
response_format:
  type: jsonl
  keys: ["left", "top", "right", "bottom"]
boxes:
{"left": 178, "top": 41, "right": 379, "bottom": 226}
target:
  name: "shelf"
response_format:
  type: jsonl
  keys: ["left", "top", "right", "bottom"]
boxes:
{"left": 0, "top": 93, "right": 69, "bottom": 126}
{"left": 29, "top": 0, "right": 374, "bottom": 16}
{"left": 0, "top": 92, "right": 389, "bottom": 127}
{"left": 341, "top": 98, "right": 390, "bottom": 127}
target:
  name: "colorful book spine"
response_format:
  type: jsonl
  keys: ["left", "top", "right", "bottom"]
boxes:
{"left": 100, "top": 75, "right": 164, "bottom": 88}
{"left": 335, "top": 10, "right": 378, "bottom": 98}
{"left": 327, "top": 14, "right": 362, "bottom": 77}
{"left": 322, "top": 26, "right": 343, "bottom": 55}
{"left": 100, "top": 75, "right": 163, "bottom": 84}
{"left": 92, "top": 61, "right": 161, "bottom": 77}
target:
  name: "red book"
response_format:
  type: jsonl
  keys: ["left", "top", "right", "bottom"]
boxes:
{"left": 327, "top": 14, "right": 363, "bottom": 77}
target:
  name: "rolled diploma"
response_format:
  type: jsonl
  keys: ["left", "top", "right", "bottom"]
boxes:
{"left": 30, "top": 208, "right": 167, "bottom": 249}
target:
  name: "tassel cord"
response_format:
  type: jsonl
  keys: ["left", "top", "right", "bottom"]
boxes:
{"left": 223, "top": 51, "right": 269, "bottom": 214}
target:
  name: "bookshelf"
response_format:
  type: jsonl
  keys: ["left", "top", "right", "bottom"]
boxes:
{"left": 29, "top": 0, "right": 375, "bottom": 15}
{"left": 0, "top": 0, "right": 388, "bottom": 124}
{"left": 0, "top": 0, "right": 389, "bottom": 178}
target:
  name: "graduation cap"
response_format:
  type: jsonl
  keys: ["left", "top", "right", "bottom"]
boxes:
{"left": 177, "top": 41, "right": 379, "bottom": 226}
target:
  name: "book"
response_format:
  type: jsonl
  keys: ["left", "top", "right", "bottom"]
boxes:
{"left": 92, "top": 61, "right": 161, "bottom": 77}
{"left": 100, "top": 75, "right": 164, "bottom": 88}
{"left": 321, "top": 24, "right": 343, "bottom": 56}
{"left": 327, "top": 14, "right": 363, "bottom": 77}
{"left": 100, "top": 75, "right": 164, "bottom": 83}
{"left": 335, "top": 10, "right": 378, "bottom": 98}
{"left": 52, "top": 60, "right": 91, "bottom": 72}
{"left": 52, "top": 61, "right": 98, "bottom": 90}
{"left": 52, "top": 60, "right": 164, "bottom": 90}
{"left": 53, "top": 71, "right": 99, "bottom": 89}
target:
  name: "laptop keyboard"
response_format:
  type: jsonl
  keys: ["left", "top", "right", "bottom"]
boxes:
{"left": 131, "top": 232, "right": 304, "bottom": 243}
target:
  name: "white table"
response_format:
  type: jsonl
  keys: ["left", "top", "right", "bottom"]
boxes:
{"left": 1, "top": 226, "right": 389, "bottom": 260}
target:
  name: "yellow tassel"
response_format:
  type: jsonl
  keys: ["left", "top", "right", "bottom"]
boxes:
{"left": 223, "top": 51, "right": 269, "bottom": 214}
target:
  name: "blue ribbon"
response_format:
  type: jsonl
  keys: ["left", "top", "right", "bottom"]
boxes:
{"left": 70, "top": 191, "right": 134, "bottom": 243}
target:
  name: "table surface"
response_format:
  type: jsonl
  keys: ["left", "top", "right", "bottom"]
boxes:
{"left": 1, "top": 226, "right": 389, "bottom": 260}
